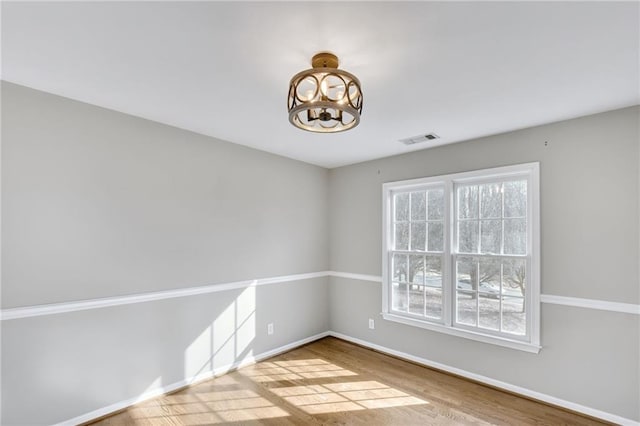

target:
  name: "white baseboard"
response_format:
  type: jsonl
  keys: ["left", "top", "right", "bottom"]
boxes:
{"left": 48, "top": 329, "right": 639, "bottom": 426}
{"left": 54, "top": 331, "right": 329, "bottom": 426}
{"left": 327, "top": 331, "right": 639, "bottom": 426}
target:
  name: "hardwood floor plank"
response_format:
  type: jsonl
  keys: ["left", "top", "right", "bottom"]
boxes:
{"left": 89, "top": 337, "right": 609, "bottom": 425}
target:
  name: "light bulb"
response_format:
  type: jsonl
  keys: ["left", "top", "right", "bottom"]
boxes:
{"left": 305, "top": 89, "right": 314, "bottom": 101}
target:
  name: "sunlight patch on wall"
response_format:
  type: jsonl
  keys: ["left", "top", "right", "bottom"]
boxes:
{"left": 184, "top": 284, "right": 257, "bottom": 386}
{"left": 185, "top": 325, "right": 212, "bottom": 379}
{"left": 235, "top": 285, "right": 256, "bottom": 360}
{"left": 213, "top": 298, "right": 236, "bottom": 363}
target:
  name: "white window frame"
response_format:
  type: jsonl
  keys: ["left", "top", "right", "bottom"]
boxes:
{"left": 381, "top": 163, "right": 541, "bottom": 353}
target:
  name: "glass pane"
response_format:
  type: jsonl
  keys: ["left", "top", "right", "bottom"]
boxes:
{"left": 408, "top": 285, "right": 425, "bottom": 316}
{"left": 394, "top": 192, "right": 409, "bottom": 221}
{"left": 456, "top": 256, "right": 477, "bottom": 292}
{"left": 410, "top": 191, "right": 426, "bottom": 220}
{"left": 458, "top": 221, "right": 478, "bottom": 253}
{"left": 480, "top": 220, "right": 501, "bottom": 254}
{"left": 394, "top": 223, "right": 409, "bottom": 250}
{"left": 425, "top": 256, "right": 442, "bottom": 288}
{"left": 478, "top": 294, "right": 500, "bottom": 331}
{"left": 425, "top": 288, "right": 442, "bottom": 319}
{"left": 503, "top": 258, "right": 526, "bottom": 297}
{"left": 392, "top": 282, "right": 408, "bottom": 312}
{"left": 428, "top": 189, "right": 444, "bottom": 220}
{"left": 480, "top": 183, "right": 502, "bottom": 219}
{"left": 409, "top": 255, "right": 425, "bottom": 285}
{"left": 504, "top": 219, "right": 526, "bottom": 254}
{"left": 504, "top": 180, "right": 527, "bottom": 218}
{"left": 428, "top": 222, "right": 444, "bottom": 252}
{"left": 502, "top": 297, "right": 525, "bottom": 335}
{"left": 457, "top": 185, "right": 478, "bottom": 219}
{"left": 479, "top": 257, "right": 501, "bottom": 297}
{"left": 456, "top": 291, "right": 477, "bottom": 326}
{"left": 392, "top": 253, "right": 407, "bottom": 283}
{"left": 411, "top": 222, "right": 426, "bottom": 251}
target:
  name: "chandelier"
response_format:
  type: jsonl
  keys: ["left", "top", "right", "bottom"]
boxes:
{"left": 288, "top": 52, "right": 363, "bottom": 133}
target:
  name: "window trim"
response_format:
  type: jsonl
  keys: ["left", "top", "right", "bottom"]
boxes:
{"left": 381, "top": 162, "right": 541, "bottom": 353}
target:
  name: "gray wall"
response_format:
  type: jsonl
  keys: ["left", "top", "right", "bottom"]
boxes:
{"left": 1, "top": 82, "right": 330, "bottom": 424}
{"left": 328, "top": 106, "right": 640, "bottom": 421}
{"left": 2, "top": 82, "right": 639, "bottom": 424}
{"left": 2, "top": 82, "right": 329, "bottom": 307}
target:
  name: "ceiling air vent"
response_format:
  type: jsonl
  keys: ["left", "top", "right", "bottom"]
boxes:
{"left": 400, "top": 133, "right": 440, "bottom": 145}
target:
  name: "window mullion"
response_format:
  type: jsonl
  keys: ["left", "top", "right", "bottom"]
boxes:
{"left": 499, "top": 262, "right": 504, "bottom": 332}
{"left": 405, "top": 254, "right": 410, "bottom": 311}
{"left": 501, "top": 182, "right": 505, "bottom": 255}
{"left": 408, "top": 194, "right": 412, "bottom": 251}
{"left": 425, "top": 192, "right": 429, "bottom": 251}
{"left": 444, "top": 179, "right": 454, "bottom": 327}
{"left": 423, "top": 255, "right": 427, "bottom": 317}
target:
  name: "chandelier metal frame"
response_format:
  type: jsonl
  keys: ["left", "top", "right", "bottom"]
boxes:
{"left": 288, "top": 52, "right": 363, "bottom": 133}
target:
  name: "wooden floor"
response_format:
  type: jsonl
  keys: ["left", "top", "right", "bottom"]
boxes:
{"left": 90, "top": 337, "right": 607, "bottom": 425}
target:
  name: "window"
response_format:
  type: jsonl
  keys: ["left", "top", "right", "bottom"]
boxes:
{"left": 382, "top": 163, "right": 540, "bottom": 353}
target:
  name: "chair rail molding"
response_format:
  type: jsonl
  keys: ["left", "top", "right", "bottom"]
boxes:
{"left": 2, "top": 271, "right": 638, "bottom": 320}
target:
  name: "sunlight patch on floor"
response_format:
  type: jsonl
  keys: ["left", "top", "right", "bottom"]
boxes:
{"left": 240, "top": 358, "right": 358, "bottom": 382}
{"left": 127, "top": 388, "right": 290, "bottom": 424}
{"left": 270, "top": 380, "right": 429, "bottom": 414}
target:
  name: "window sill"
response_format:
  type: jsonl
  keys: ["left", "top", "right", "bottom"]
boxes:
{"left": 381, "top": 313, "right": 541, "bottom": 354}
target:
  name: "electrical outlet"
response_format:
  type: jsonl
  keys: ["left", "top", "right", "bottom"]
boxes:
{"left": 368, "top": 318, "right": 375, "bottom": 330}
{"left": 267, "top": 323, "right": 274, "bottom": 335}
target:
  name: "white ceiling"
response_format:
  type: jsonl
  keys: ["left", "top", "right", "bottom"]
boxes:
{"left": 2, "top": 2, "right": 639, "bottom": 168}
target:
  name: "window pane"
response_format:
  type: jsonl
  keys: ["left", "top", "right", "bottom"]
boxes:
{"left": 425, "top": 288, "right": 442, "bottom": 319}
{"left": 478, "top": 294, "right": 500, "bottom": 331}
{"left": 392, "top": 253, "right": 407, "bottom": 283}
{"left": 479, "top": 257, "right": 501, "bottom": 297}
{"left": 504, "top": 219, "right": 526, "bottom": 254}
{"left": 456, "top": 291, "right": 477, "bottom": 326}
{"left": 428, "top": 189, "right": 444, "bottom": 220}
{"left": 411, "top": 222, "right": 426, "bottom": 251}
{"left": 409, "top": 255, "right": 425, "bottom": 285}
{"left": 504, "top": 180, "right": 527, "bottom": 218}
{"left": 480, "top": 183, "right": 502, "bottom": 219}
{"left": 408, "top": 285, "right": 425, "bottom": 316}
{"left": 456, "top": 256, "right": 477, "bottom": 292}
{"left": 480, "top": 220, "right": 501, "bottom": 254}
{"left": 503, "top": 258, "right": 526, "bottom": 297}
{"left": 394, "top": 192, "right": 409, "bottom": 221}
{"left": 502, "top": 297, "right": 525, "bottom": 335}
{"left": 425, "top": 256, "right": 443, "bottom": 319}
{"left": 427, "top": 222, "right": 443, "bottom": 252}
{"left": 457, "top": 185, "right": 478, "bottom": 219}
{"left": 425, "top": 256, "right": 442, "bottom": 288}
{"left": 394, "top": 223, "right": 409, "bottom": 250}
{"left": 458, "top": 221, "right": 478, "bottom": 253}
{"left": 392, "top": 283, "right": 408, "bottom": 312}
{"left": 410, "top": 191, "right": 426, "bottom": 220}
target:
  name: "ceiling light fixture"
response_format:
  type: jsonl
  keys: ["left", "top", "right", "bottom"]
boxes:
{"left": 288, "top": 52, "right": 363, "bottom": 133}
